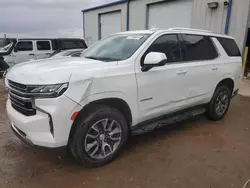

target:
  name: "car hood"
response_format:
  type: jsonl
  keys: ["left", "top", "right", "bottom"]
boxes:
{"left": 6, "top": 57, "right": 114, "bottom": 85}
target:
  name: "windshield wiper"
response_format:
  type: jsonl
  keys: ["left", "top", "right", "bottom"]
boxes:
{"left": 84, "top": 56, "right": 100, "bottom": 61}
{"left": 84, "top": 56, "right": 120, "bottom": 62}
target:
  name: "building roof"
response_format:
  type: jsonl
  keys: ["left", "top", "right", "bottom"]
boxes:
{"left": 82, "top": 0, "right": 128, "bottom": 13}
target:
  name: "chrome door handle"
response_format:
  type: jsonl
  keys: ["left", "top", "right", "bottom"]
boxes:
{"left": 177, "top": 70, "right": 187, "bottom": 75}
{"left": 212, "top": 67, "right": 218, "bottom": 71}
{"left": 29, "top": 53, "right": 35, "bottom": 56}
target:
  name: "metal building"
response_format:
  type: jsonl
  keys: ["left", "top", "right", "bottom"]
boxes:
{"left": 82, "top": 0, "right": 250, "bottom": 52}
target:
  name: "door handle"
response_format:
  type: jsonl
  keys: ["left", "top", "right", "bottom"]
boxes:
{"left": 212, "top": 67, "right": 218, "bottom": 71}
{"left": 29, "top": 53, "right": 35, "bottom": 56}
{"left": 177, "top": 70, "right": 187, "bottom": 75}
{"left": 46, "top": 53, "right": 51, "bottom": 55}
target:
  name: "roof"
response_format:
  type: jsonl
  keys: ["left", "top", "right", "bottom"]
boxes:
{"left": 116, "top": 30, "right": 155, "bottom": 35}
{"left": 82, "top": 0, "right": 128, "bottom": 13}
{"left": 17, "top": 38, "right": 83, "bottom": 40}
{"left": 112, "top": 28, "right": 235, "bottom": 39}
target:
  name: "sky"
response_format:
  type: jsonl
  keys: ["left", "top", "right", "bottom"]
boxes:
{"left": 0, "top": 0, "right": 116, "bottom": 38}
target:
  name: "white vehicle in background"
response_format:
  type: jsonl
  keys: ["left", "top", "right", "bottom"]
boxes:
{"left": 0, "top": 38, "right": 87, "bottom": 67}
{"left": 5, "top": 28, "right": 242, "bottom": 167}
{"left": 49, "top": 49, "right": 85, "bottom": 58}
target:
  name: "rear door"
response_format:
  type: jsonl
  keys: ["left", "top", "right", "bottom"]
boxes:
{"left": 12, "top": 40, "right": 35, "bottom": 64}
{"left": 35, "top": 40, "right": 53, "bottom": 59}
{"left": 179, "top": 34, "right": 219, "bottom": 107}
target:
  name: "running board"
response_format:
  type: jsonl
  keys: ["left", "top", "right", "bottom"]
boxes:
{"left": 132, "top": 108, "right": 206, "bottom": 135}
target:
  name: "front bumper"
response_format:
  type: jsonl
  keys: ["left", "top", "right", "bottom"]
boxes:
{"left": 7, "top": 95, "right": 81, "bottom": 148}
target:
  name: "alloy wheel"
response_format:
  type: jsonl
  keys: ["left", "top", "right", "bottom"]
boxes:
{"left": 84, "top": 119, "right": 122, "bottom": 160}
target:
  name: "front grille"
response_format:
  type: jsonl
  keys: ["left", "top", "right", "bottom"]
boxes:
{"left": 8, "top": 80, "right": 27, "bottom": 92}
{"left": 8, "top": 80, "right": 36, "bottom": 116}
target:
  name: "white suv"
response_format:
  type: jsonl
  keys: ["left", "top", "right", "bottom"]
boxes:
{"left": 5, "top": 28, "right": 242, "bottom": 167}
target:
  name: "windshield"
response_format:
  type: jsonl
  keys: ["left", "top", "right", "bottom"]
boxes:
{"left": 82, "top": 34, "right": 150, "bottom": 62}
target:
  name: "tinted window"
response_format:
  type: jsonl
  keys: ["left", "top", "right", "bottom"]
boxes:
{"left": 37, "top": 41, "right": 51, "bottom": 50}
{"left": 146, "top": 35, "right": 181, "bottom": 63}
{"left": 15, "top": 41, "right": 33, "bottom": 51}
{"left": 60, "top": 41, "right": 86, "bottom": 49}
{"left": 181, "top": 35, "right": 218, "bottom": 61}
{"left": 217, "top": 37, "right": 241, "bottom": 57}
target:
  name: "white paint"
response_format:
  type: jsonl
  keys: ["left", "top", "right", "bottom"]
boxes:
{"left": 100, "top": 11, "right": 122, "bottom": 39}
{"left": 144, "top": 52, "right": 167, "bottom": 65}
{"left": 148, "top": 0, "right": 193, "bottom": 29}
{"left": 6, "top": 29, "right": 241, "bottom": 150}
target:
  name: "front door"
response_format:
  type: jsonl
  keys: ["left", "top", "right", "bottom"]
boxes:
{"left": 35, "top": 40, "right": 53, "bottom": 60}
{"left": 12, "top": 40, "right": 35, "bottom": 64}
{"left": 135, "top": 34, "right": 189, "bottom": 123}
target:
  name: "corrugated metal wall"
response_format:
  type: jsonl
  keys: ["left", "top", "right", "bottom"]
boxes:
{"left": 83, "top": 0, "right": 250, "bottom": 50}
{"left": 84, "top": 3, "right": 127, "bottom": 45}
{"left": 129, "top": 0, "right": 168, "bottom": 30}
{"left": 192, "top": 0, "right": 250, "bottom": 50}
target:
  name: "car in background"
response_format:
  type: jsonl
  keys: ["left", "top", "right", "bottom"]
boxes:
{"left": 49, "top": 49, "right": 85, "bottom": 58}
{"left": 0, "top": 38, "right": 87, "bottom": 67}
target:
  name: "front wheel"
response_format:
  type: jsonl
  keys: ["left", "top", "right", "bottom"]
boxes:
{"left": 206, "top": 85, "right": 231, "bottom": 121}
{"left": 70, "top": 105, "right": 129, "bottom": 167}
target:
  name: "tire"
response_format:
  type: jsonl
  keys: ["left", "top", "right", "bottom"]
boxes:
{"left": 206, "top": 85, "right": 232, "bottom": 121}
{"left": 70, "top": 105, "right": 129, "bottom": 167}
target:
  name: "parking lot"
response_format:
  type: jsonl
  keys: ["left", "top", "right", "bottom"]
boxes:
{"left": 0, "top": 81, "right": 250, "bottom": 188}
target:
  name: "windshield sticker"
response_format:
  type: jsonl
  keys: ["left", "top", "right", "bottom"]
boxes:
{"left": 126, "top": 36, "right": 144, "bottom": 40}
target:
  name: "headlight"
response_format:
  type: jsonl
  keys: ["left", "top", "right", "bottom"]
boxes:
{"left": 27, "top": 83, "right": 68, "bottom": 97}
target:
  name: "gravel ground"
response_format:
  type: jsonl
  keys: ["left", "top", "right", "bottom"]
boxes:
{"left": 1, "top": 81, "right": 250, "bottom": 188}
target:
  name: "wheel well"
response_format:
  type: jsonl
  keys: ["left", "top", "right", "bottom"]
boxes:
{"left": 216, "top": 78, "right": 234, "bottom": 93}
{"left": 68, "top": 98, "right": 132, "bottom": 145}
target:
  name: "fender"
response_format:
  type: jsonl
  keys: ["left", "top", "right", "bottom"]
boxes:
{"left": 211, "top": 73, "right": 235, "bottom": 97}
{"left": 72, "top": 91, "right": 140, "bottom": 126}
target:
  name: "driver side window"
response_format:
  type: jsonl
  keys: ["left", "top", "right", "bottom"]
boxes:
{"left": 145, "top": 34, "right": 181, "bottom": 64}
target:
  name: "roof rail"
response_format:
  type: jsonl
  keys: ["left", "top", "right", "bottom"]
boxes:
{"left": 168, "top": 27, "right": 213, "bottom": 33}
{"left": 149, "top": 27, "right": 160, "bottom": 31}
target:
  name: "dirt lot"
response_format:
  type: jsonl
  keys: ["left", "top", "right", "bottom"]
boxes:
{"left": 1, "top": 82, "right": 250, "bottom": 188}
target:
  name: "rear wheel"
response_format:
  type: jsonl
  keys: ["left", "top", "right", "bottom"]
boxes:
{"left": 207, "top": 85, "right": 231, "bottom": 121}
{"left": 70, "top": 105, "right": 129, "bottom": 167}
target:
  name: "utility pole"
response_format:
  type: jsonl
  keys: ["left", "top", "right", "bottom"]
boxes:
{"left": 4, "top": 34, "right": 7, "bottom": 45}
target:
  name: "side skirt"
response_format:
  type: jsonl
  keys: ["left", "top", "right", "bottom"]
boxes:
{"left": 132, "top": 105, "right": 207, "bottom": 135}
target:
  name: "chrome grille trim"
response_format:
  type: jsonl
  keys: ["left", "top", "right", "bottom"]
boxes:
{"left": 7, "top": 80, "right": 36, "bottom": 116}
{"left": 8, "top": 80, "right": 27, "bottom": 92}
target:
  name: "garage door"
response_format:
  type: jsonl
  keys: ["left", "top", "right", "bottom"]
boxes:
{"left": 100, "top": 11, "right": 122, "bottom": 39}
{"left": 148, "top": 0, "right": 193, "bottom": 29}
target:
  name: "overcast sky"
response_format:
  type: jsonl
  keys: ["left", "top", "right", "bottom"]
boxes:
{"left": 0, "top": 0, "right": 116, "bottom": 38}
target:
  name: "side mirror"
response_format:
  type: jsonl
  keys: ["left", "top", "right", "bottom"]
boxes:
{"left": 142, "top": 52, "right": 167, "bottom": 72}
{"left": 144, "top": 52, "right": 167, "bottom": 66}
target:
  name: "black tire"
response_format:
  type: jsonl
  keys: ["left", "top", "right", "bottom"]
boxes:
{"left": 0, "top": 57, "right": 9, "bottom": 71}
{"left": 206, "top": 85, "right": 232, "bottom": 121}
{"left": 70, "top": 105, "right": 129, "bottom": 167}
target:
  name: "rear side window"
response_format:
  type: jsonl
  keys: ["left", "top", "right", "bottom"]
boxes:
{"left": 146, "top": 34, "right": 181, "bottom": 63}
{"left": 217, "top": 37, "right": 241, "bottom": 57}
{"left": 60, "top": 40, "right": 86, "bottom": 50}
{"left": 181, "top": 35, "right": 218, "bottom": 61}
{"left": 37, "top": 41, "right": 51, "bottom": 50}
{"left": 15, "top": 41, "right": 33, "bottom": 51}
